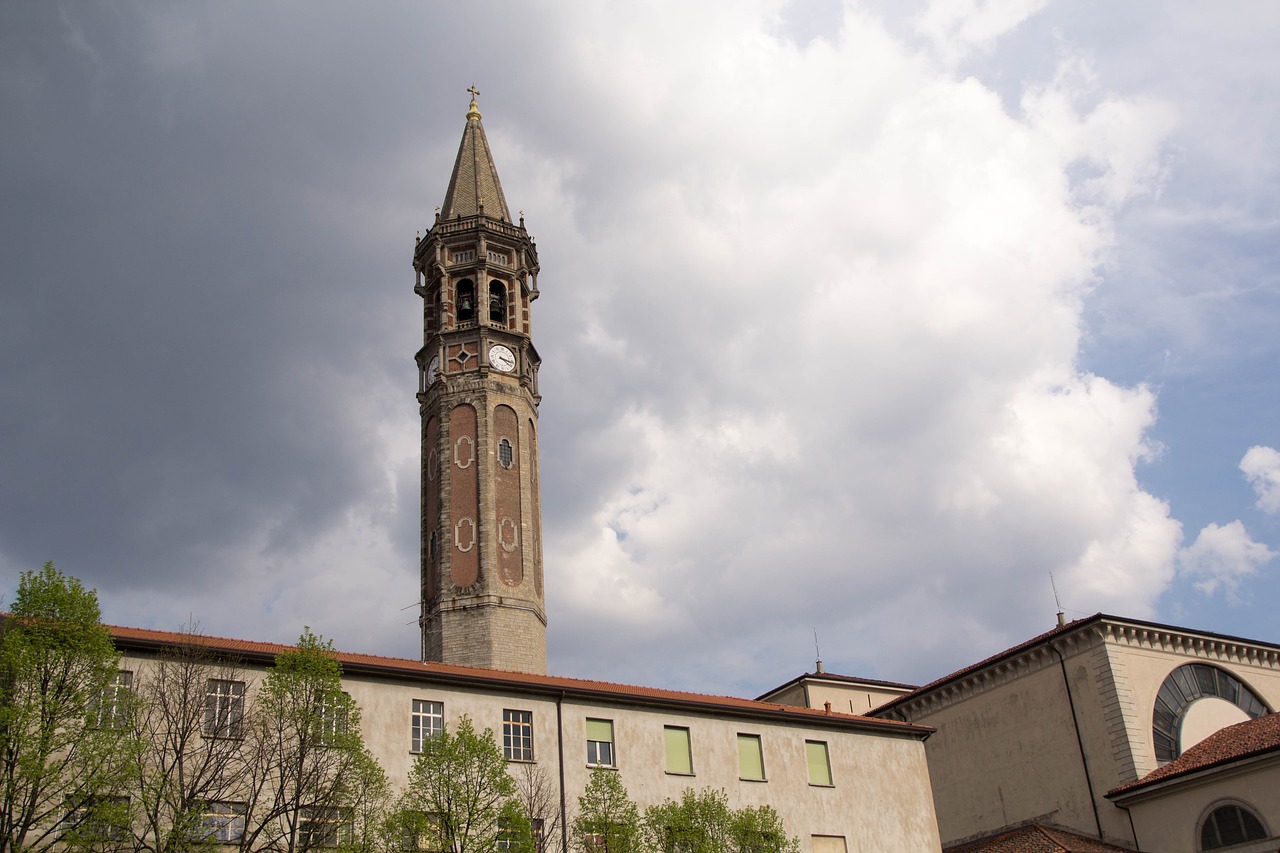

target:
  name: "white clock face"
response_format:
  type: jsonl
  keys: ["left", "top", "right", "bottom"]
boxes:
{"left": 489, "top": 344, "right": 516, "bottom": 372}
{"left": 426, "top": 355, "right": 440, "bottom": 386}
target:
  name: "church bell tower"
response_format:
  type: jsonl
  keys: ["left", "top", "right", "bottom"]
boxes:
{"left": 413, "top": 91, "right": 546, "bottom": 674}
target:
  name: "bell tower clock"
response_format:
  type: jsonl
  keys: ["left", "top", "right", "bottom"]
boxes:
{"left": 413, "top": 90, "right": 546, "bottom": 674}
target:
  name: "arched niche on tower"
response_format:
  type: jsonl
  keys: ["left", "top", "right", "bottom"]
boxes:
{"left": 528, "top": 415, "right": 541, "bottom": 598}
{"left": 493, "top": 404, "right": 523, "bottom": 587}
{"left": 448, "top": 404, "right": 480, "bottom": 590}
{"left": 423, "top": 416, "right": 441, "bottom": 599}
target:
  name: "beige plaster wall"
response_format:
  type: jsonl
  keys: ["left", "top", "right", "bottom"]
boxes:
{"left": 121, "top": 652, "right": 943, "bottom": 853}
{"left": 1120, "top": 759, "right": 1280, "bottom": 853}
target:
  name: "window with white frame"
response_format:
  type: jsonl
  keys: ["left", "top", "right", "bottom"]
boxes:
{"left": 204, "top": 679, "right": 245, "bottom": 738}
{"left": 91, "top": 670, "right": 133, "bottom": 729}
{"left": 314, "top": 690, "right": 350, "bottom": 739}
{"left": 585, "top": 719, "right": 614, "bottom": 767}
{"left": 299, "top": 806, "right": 352, "bottom": 848}
{"left": 411, "top": 700, "right": 444, "bottom": 753}
{"left": 200, "top": 801, "right": 246, "bottom": 843}
{"left": 503, "top": 710, "right": 534, "bottom": 761}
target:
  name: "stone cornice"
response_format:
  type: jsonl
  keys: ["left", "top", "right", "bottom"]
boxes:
{"left": 884, "top": 624, "right": 1106, "bottom": 720}
{"left": 1099, "top": 622, "right": 1280, "bottom": 668}
{"left": 876, "top": 615, "right": 1280, "bottom": 723}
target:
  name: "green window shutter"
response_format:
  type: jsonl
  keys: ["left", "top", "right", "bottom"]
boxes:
{"left": 805, "top": 740, "right": 832, "bottom": 786}
{"left": 664, "top": 726, "right": 692, "bottom": 774}
{"left": 737, "top": 734, "right": 764, "bottom": 780}
{"left": 585, "top": 719, "right": 613, "bottom": 742}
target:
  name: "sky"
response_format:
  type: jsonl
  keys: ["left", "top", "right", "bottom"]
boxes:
{"left": 2, "top": 1, "right": 1279, "bottom": 699}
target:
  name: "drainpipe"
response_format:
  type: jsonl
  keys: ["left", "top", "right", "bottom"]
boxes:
{"left": 1050, "top": 641, "right": 1105, "bottom": 841}
{"left": 557, "top": 691, "right": 568, "bottom": 853}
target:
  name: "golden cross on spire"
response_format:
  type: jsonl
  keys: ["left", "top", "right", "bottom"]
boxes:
{"left": 467, "top": 84, "right": 480, "bottom": 101}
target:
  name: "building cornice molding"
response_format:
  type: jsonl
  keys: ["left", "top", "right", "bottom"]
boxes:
{"left": 1099, "top": 622, "right": 1280, "bottom": 668}
{"left": 887, "top": 626, "right": 1107, "bottom": 720}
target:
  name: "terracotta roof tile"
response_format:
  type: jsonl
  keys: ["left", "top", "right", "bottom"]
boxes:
{"left": 107, "top": 624, "right": 933, "bottom": 738}
{"left": 1108, "top": 712, "right": 1280, "bottom": 797}
{"left": 943, "top": 824, "right": 1134, "bottom": 853}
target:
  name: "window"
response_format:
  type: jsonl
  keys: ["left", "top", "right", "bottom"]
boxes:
{"left": 586, "top": 719, "right": 614, "bottom": 767}
{"left": 92, "top": 670, "right": 133, "bottom": 729}
{"left": 201, "top": 801, "right": 246, "bottom": 843}
{"left": 503, "top": 710, "right": 534, "bottom": 761}
{"left": 395, "top": 811, "right": 442, "bottom": 852}
{"left": 810, "top": 836, "right": 848, "bottom": 853}
{"left": 805, "top": 740, "right": 832, "bottom": 786}
{"left": 456, "top": 280, "right": 475, "bottom": 322}
{"left": 737, "top": 733, "right": 765, "bottom": 781}
{"left": 299, "top": 807, "right": 352, "bottom": 848}
{"left": 497, "top": 438, "right": 514, "bottom": 469}
{"left": 1201, "top": 803, "right": 1268, "bottom": 850}
{"left": 411, "top": 700, "right": 443, "bottom": 753}
{"left": 65, "top": 796, "right": 130, "bottom": 843}
{"left": 489, "top": 281, "right": 507, "bottom": 324}
{"left": 314, "top": 690, "right": 350, "bottom": 739}
{"left": 663, "top": 726, "right": 692, "bottom": 775}
{"left": 204, "top": 679, "right": 245, "bottom": 738}
{"left": 1153, "top": 663, "right": 1269, "bottom": 764}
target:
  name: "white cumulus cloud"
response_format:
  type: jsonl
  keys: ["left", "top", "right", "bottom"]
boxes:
{"left": 1177, "top": 521, "right": 1277, "bottom": 603}
{"left": 1240, "top": 446, "right": 1280, "bottom": 514}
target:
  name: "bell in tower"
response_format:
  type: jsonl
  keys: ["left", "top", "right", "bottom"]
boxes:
{"left": 413, "top": 89, "right": 546, "bottom": 674}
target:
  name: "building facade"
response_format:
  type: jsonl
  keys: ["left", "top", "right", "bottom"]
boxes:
{"left": 110, "top": 625, "right": 944, "bottom": 853}
{"left": 863, "top": 614, "right": 1280, "bottom": 852}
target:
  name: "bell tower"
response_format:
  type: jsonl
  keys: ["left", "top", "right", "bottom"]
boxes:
{"left": 413, "top": 91, "right": 546, "bottom": 674}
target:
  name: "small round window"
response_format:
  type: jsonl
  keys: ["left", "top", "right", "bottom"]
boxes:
{"left": 498, "top": 438, "right": 514, "bottom": 469}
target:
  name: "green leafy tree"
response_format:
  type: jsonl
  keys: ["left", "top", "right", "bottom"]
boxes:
{"left": 727, "top": 805, "right": 799, "bottom": 853}
{"left": 571, "top": 769, "right": 642, "bottom": 853}
{"left": 237, "top": 629, "right": 385, "bottom": 853}
{"left": 0, "top": 563, "right": 132, "bottom": 853}
{"left": 125, "top": 629, "right": 254, "bottom": 853}
{"left": 392, "top": 714, "right": 531, "bottom": 853}
{"left": 643, "top": 789, "right": 798, "bottom": 853}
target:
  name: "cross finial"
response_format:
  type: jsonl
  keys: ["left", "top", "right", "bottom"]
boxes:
{"left": 466, "top": 85, "right": 482, "bottom": 120}
{"left": 467, "top": 84, "right": 480, "bottom": 101}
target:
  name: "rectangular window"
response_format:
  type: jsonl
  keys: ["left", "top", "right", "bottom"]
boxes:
{"left": 397, "top": 811, "right": 442, "bottom": 852}
{"left": 503, "top": 710, "right": 534, "bottom": 761}
{"left": 314, "top": 690, "right": 350, "bottom": 738}
{"left": 737, "top": 733, "right": 765, "bottom": 781}
{"left": 585, "top": 718, "right": 615, "bottom": 767}
{"left": 92, "top": 670, "right": 133, "bottom": 729}
{"left": 663, "top": 726, "right": 693, "bottom": 775}
{"left": 201, "top": 801, "right": 246, "bottom": 843}
{"left": 810, "top": 836, "right": 848, "bottom": 853}
{"left": 299, "top": 807, "right": 352, "bottom": 848}
{"left": 805, "top": 740, "right": 833, "bottom": 786}
{"left": 65, "top": 796, "right": 130, "bottom": 842}
{"left": 204, "top": 679, "right": 245, "bottom": 738}
{"left": 411, "top": 700, "right": 444, "bottom": 753}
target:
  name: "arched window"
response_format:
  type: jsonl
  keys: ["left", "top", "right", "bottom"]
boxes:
{"left": 497, "top": 438, "right": 514, "bottom": 469}
{"left": 1200, "top": 803, "right": 1267, "bottom": 850}
{"left": 1153, "top": 664, "right": 1269, "bottom": 764}
{"left": 489, "top": 280, "right": 507, "bottom": 324}
{"left": 456, "top": 280, "right": 475, "bottom": 322}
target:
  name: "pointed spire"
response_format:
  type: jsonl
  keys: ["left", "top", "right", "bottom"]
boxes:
{"left": 439, "top": 86, "right": 513, "bottom": 222}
